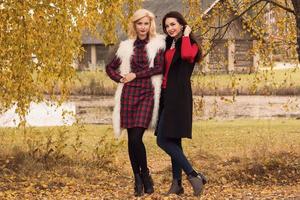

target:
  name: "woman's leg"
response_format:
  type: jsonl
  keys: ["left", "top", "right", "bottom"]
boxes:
{"left": 128, "top": 127, "right": 154, "bottom": 194}
{"left": 171, "top": 138, "right": 183, "bottom": 181}
{"left": 157, "top": 132, "right": 194, "bottom": 175}
{"left": 128, "top": 127, "right": 150, "bottom": 196}
{"left": 156, "top": 113, "right": 205, "bottom": 196}
{"left": 166, "top": 138, "right": 184, "bottom": 194}
{"left": 156, "top": 110, "right": 206, "bottom": 196}
{"left": 156, "top": 110, "right": 193, "bottom": 175}
{"left": 127, "top": 127, "right": 147, "bottom": 174}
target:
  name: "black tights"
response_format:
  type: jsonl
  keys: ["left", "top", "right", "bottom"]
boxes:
{"left": 127, "top": 127, "right": 148, "bottom": 175}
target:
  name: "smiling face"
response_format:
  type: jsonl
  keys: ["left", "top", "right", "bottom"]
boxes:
{"left": 164, "top": 17, "right": 182, "bottom": 38}
{"left": 135, "top": 16, "right": 151, "bottom": 39}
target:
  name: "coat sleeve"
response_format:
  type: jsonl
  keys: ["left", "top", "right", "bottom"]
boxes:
{"left": 135, "top": 49, "right": 164, "bottom": 79}
{"left": 181, "top": 36, "right": 199, "bottom": 63}
{"left": 105, "top": 56, "right": 123, "bottom": 83}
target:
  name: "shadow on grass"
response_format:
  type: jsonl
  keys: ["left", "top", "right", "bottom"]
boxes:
{"left": 192, "top": 150, "right": 300, "bottom": 185}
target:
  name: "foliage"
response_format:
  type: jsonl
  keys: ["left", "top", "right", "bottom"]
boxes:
{"left": 0, "top": 121, "right": 299, "bottom": 198}
{"left": 181, "top": 0, "right": 299, "bottom": 105}
{"left": 1, "top": 0, "right": 299, "bottom": 121}
{"left": 72, "top": 70, "right": 116, "bottom": 96}
{"left": 183, "top": 0, "right": 297, "bottom": 63}
{"left": 0, "top": 0, "right": 141, "bottom": 122}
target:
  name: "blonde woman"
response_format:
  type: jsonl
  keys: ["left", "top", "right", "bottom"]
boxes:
{"left": 106, "top": 9, "right": 165, "bottom": 197}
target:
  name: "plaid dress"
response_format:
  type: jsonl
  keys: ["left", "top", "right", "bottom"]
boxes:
{"left": 106, "top": 38, "right": 164, "bottom": 128}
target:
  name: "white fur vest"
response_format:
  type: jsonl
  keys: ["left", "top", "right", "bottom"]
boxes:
{"left": 112, "top": 34, "right": 166, "bottom": 138}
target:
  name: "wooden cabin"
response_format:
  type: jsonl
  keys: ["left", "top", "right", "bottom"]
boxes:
{"left": 200, "top": 0, "right": 259, "bottom": 73}
{"left": 78, "top": 0, "right": 260, "bottom": 73}
{"left": 78, "top": 0, "right": 215, "bottom": 70}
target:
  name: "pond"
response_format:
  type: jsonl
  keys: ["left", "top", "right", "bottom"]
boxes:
{"left": 0, "top": 102, "right": 76, "bottom": 127}
{"left": 1, "top": 95, "right": 300, "bottom": 127}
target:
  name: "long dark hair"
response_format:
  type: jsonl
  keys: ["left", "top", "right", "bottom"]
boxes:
{"left": 162, "top": 11, "right": 201, "bottom": 62}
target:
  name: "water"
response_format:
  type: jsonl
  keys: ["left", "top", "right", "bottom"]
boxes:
{"left": 1, "top": 95, "right": 300, "bottom": 127}
{"left": 0, "top": 102, "right": 76, "bottom": 127}
{"left": 198, "top": 95, "right": 300, "bottom": 120}
{"left": 73, "top": 95, "right": 300, "bottom": 123}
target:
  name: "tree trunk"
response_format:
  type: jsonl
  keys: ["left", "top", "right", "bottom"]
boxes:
{"left": 291, "top": 0, "right": 300, "bottom": 62}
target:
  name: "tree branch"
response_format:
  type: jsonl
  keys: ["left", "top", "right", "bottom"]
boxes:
{"left": 208, "top": 0, "right": 295, "bottom": 29}
{"left": 264, "top": 0, "right": 295, "bottom": 14}
{"left": 252, "top": 2, "right": 268, "bottom": 21}
{"left": 208, "top": 0, "right": 264, "bottom": 29}
{"left": 202, "top": 22, "right": 231, "bottom": 58}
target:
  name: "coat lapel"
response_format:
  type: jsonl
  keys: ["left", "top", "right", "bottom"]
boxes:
{"left": 169, "top": 48, "right": 180, "bottom": 69}
{"left": 168, "top": 37, "right": 182, "bottom": 72}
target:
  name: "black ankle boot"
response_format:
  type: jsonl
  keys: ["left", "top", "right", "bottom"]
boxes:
{"left": 166, "top": 179, "right": 184, "bottom": 195}
{"left": 134, "top": 173, "right": 144, "bottom": 197}
{"left": 141, "top": 171, "right": 154, "bottom": 194}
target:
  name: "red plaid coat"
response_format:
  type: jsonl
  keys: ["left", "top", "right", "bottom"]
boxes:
{"left": 106, "top": 38, "right": 164, "bottom": 129}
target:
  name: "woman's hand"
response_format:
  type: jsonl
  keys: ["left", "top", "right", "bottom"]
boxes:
{"left": 123, "top": 72, "right": 136, "bottom": 83}
{"left": 120, "top": 77, "right": 126, "bottom": 83}
{"left": 183, "top": 25, "right": 192, "bottom": 36}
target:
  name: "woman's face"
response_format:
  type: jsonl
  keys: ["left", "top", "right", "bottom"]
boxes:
{"left": 135, "top": 16, "right": 151, "bottom": 39}
{"left": 165, "top": 17, "right": 182, "bottom": 38}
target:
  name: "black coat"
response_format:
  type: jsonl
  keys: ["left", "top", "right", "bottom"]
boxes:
{"left": 156, "top": 37, "right": 200, "bottom": 139}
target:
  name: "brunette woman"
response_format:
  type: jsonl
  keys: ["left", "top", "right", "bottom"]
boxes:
{"left": 156, "top": 11, "right": 207, "bottom": 196}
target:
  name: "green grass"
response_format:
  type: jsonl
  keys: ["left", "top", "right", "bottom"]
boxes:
{"left": 191, "top": 119, "right": 300, "bottom": 158}
{"left": 0, "top": 125, "right": 115, "bottom": 156}
{"left": 1, "top": 119, "right": 299, "bottom": 160}
{"left": 71, "top": 68, "right": 300, "bottom": 96}
{"left": 71, "top": 70, "right": 117, "bottom": 96}
{"left": 192, "top": 68, "right": 300, "bottom": 95}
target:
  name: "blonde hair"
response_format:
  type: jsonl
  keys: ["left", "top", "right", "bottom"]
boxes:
{"left": 127, "top": 9, "right": 157, "bottom": 39}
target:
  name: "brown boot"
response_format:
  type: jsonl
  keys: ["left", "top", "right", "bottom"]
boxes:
{"left": 166, "top": 179, "right": 184, "bottom": 195}
{"left": 134, "top": 173, "right": 144, "bottom": 197}
{"left": 198, "top": 172, "right": 207, "bottom": 185}
{"left": 187, "top": 174, "right": 204, "bottom": 196}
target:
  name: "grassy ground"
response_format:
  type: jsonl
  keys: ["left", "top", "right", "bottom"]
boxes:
{"left": 71, "top": 68, "right": 300, "bottom": 96}
{"left": 71, "top": 70, "right": 116, "bottom": 96}
{"left": 192, "top": 68, "right": 300, "bottom": 95}
{"left": 0, "top": 119, "right": 299, "bottom": 199}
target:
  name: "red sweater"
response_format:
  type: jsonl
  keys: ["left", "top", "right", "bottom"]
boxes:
{"left": 162, "top": 36, "right": 199, "bottom": 89}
